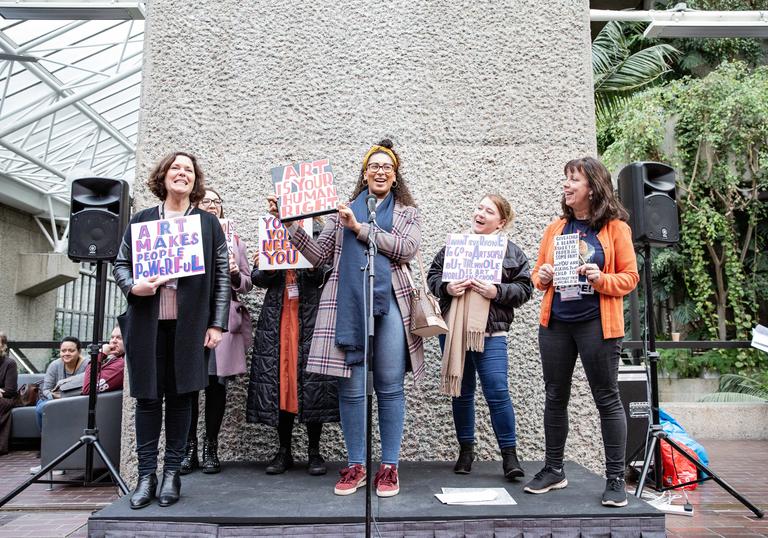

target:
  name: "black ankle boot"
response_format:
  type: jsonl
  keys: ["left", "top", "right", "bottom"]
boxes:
{"left": 502, "top": 446, "right": 525, "bottom": 480}
{"left": 180, "top": 438, "right": 198, "bottom": 475}
{"left": 265, "top": 446, "right": 293, "bottom": 475}
{"left": 454, "top": 443, "right": 475, "bottom": 474}
{"left": 130, "top": 473, "right": 157, "bottom": 510}
{"left": 307, "top": 449, "right": 327, "bottom": 476}
{"left": 157, "top": 469, "right": 181, "bottom": 507}
{"left": 201, "top": 438, "right": 221, "bottom": 474}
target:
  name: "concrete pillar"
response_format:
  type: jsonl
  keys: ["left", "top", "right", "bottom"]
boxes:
{"left": 122, "top": 0, "right": 602, "bottom": 482}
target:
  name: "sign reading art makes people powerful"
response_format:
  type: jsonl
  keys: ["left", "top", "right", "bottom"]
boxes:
{"left": 258, "top": 216, "right": 313, "bottom": 270}
{"left": 441, "top": 234, "right": 507, "bottom": 283}
{"left": 131, "top": 215, "right": 205, "bottom": 282}
{"left": 271, "top": 159, "right": 339, "bottom": 222}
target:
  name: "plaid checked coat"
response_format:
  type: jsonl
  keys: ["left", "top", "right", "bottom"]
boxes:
{"left": 288, "top": 203, "right": 425, "bottom": 381}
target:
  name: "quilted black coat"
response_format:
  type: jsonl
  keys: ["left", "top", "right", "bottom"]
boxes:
{"left": 246, "top": 264, "right": 339, "bottom": 427}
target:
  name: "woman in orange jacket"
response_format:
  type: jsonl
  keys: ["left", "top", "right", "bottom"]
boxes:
{"left": 523, "top": 157, "right": 639, "bottom": 508}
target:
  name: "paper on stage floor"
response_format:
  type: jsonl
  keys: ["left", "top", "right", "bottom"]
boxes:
{"left": 435, "top": 487, "right": 517, "bottom": 505}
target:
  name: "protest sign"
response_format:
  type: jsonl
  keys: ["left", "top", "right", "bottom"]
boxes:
{"left": 219, "top": 218, "right": 236, "bottom": 254}
{"left": 271, "top": 159, "right": 339, "bottom": 222}
{"left": 131, "top": 214, "right": 205, "bottom": 283}
{"left": 441, "top": 234, "right": 507, "bottom": 283}
{"left": 258, "top": 216, "right": 313, "bottom": 270}
{"left": 553, "top": 233, "right": 580, "bottom": 287}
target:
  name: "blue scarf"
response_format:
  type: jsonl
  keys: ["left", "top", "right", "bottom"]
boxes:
{"left": 335, "top": 190, "right": 394, "bottom": 364}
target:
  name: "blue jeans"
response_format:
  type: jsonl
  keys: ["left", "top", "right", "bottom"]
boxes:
{"left": 441, "top": 335, "right": 518, "bottom": 449}
{"left": 35, "top": 398, "right": 51, "bottom": 431}
{"left": 339, "top": 292, "right": 406, "bottom": 466}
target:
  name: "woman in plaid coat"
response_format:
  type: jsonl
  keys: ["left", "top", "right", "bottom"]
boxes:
{"left": 268, "top": 139, "right": 423, "bottom": 498}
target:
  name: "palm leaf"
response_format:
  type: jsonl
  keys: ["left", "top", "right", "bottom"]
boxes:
{"left": 698, "top": 392, "right": 767, "bottom": 402}
{"left": 698, "top": 373, "right": 768, "bottom": 402}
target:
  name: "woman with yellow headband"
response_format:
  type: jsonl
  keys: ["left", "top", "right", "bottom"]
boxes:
{"left": 268, "top": 138, "right": 423, "bottom": 498}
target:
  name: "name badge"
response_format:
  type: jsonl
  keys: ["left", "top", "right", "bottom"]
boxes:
{"left": 558, "top": 285, "right": 582, "bottom": 302}
{"left": 287, "top": 283, "right": 299, "bottom": 299}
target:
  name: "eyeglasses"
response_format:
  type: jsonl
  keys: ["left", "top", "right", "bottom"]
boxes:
{"left": 366, "top": 163, "right": 395, "bottom": 174}
{"left": 200, "top": 198, "right": 222, "bottom": 207}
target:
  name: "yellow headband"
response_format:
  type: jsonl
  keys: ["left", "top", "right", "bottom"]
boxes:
{"left": 362, "top": 145, "right": 398, "bottom": 170}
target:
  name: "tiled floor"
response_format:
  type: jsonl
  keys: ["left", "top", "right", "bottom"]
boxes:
{"left": 0, "top": 450, "right": 118, "bottom": 538}
{"left": 0, "top": 442, "right": 766, "bottom": 537}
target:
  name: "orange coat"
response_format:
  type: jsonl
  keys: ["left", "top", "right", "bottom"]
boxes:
{"left": 532, "top": 218, "right": 639, "bottom": 339}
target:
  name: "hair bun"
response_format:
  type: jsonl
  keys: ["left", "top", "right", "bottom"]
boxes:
{"left": 377, "top": 138, "right": 394, "bottom": 149}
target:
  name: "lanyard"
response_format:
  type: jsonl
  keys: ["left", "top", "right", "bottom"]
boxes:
{"left": 160, "top": 202, "right": 193, "bottom": 219}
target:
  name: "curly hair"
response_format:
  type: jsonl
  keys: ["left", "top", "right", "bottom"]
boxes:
{"left": 349, "top": 138, "right": 417, "bottom": 207}
{"left": 147, "top": 151, "right": 207, "bottom": 205}
{"left": 0, "top": 332, "right": 7, "bottom": 358}
{"left": 560, "top": 157, "right": 628, "bottom": 230}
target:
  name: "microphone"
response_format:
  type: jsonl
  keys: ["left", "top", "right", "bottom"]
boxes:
{"left": 366, "top": 194, "right": 377, "bottom": 223}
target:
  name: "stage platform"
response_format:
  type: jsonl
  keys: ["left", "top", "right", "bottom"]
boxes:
{"left": 88, "top": 461, "right": 665, "bottom": 537}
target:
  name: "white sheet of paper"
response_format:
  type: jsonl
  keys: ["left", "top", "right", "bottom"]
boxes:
{"left": 435, "top": 487, "right": 517, "bottom": 506}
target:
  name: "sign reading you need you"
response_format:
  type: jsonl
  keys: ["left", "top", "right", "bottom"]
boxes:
{"left": 271, "top": 159, "right": 339, "bottom": 222}
{"left": 258, "top": 216, "right": 313, "bottom": 270}
{"left": 131, "top": 215, "right": 205, "bottom": 283}
{"left": 441, "top": 234, "right": 507, "bottom": 283}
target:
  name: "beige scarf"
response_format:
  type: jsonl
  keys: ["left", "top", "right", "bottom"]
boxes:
{"left": 440, "top": 290, "right": 491, "bottom": 397}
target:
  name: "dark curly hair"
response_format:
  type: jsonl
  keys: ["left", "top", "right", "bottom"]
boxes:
{"left": 147, "top": 151, "right": 206, "bottom": 205}
{"left": 560, "top": 157, "right": 628, "bottom": 230}
{"left": 349, "top": 138, "right": 417, "bottom": 207}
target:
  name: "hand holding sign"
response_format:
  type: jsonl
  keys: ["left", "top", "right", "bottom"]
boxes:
{"left": 130, "top": 275, "right": 170, "bottom": 296}
{"left": 538, "top": 263, "right": 555, "bottom": 286}
{"left": 469, "top": 279, "right": 498, "bottom": 299}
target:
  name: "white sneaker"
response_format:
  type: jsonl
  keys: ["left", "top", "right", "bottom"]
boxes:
{"left": 29, "top": 464, "right": 41, "bottom": 474}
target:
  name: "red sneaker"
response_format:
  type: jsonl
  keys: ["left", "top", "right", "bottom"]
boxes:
{"left": 374, "top": 464, "right": 400, "bottom": 497}
{"left": 334, "top": 464, "right": 366, "bottom": 496}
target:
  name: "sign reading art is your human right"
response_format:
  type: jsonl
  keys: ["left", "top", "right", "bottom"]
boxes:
{"left": 271, "top": 159, "right": 339, "bottom": 222}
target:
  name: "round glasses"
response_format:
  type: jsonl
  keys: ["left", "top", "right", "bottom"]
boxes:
{"left": 200, "top": 198, "right": 222, "bottom": 207}
{"left": 366, "top": 163, "right": 394, "bottom": 174}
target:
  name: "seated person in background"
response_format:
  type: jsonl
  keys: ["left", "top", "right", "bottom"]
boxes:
{"left": 30, "top": 336, "right": 89, "bottom": 473}
{"left": 36, "top": 336, "right": 89, "bottom": 429}
{"left": 82, "top": 326, "right": 125, "bottom": 395}
{"left": 0, "top": 332, "right": 18, "bottom": 455}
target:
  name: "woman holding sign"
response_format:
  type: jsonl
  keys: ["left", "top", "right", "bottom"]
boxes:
{"left": 247, "top": 216, "right": 337, "bottom": 477}
{"left": 113, "top": 151, "right": 230, "bottom": 509}
{"left": 524, "top": 157, "right": 638, "bottom": 508}
{"left": 179, "top": 187, "right": 253, "bottom": 475}
{"left": 268, "top": 139, "right": 423, "bottom": 498}
{"left": 427, "top": 194, "right": 532, "bottom": 480}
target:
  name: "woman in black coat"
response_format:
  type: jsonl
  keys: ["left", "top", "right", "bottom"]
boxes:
{"left": 113, "top": 151, "right": 230, "bottom": 510}
{"left": 246, "top": 223, "right": 338, "bottom": 476}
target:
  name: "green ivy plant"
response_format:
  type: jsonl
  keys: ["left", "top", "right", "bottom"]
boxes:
{"left": 603, "top": 62, "right": 768, "bottom": 367}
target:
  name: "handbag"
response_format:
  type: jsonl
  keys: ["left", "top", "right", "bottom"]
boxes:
{"left": 16, "top": 380, "right": 42, "bottom": 407}
{"left": 405, "top": 252, "right": 448, "bottom": 338}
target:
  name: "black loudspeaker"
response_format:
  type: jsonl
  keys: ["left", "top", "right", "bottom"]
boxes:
{"left": 619, "top": 365, "right": 651, "bottom": 465}
{"left": 68, "top": 177, "right": 130, "bottom": 262}
{"left": 617, "top": 162, "right": 680, "bottom": 246}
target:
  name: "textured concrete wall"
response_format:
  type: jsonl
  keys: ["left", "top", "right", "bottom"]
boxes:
{"left": 121, "top": 0, "right": 604, "bottom": 483}
{"left": 0, "top": 204, "right": 62, "bottom": 369}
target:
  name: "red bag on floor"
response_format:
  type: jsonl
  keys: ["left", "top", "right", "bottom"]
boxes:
{"left": 660, "top": 438, "right": 699, "bottom": 490}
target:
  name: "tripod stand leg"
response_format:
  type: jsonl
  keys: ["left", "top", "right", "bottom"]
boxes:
{"left": 0, "top": 438, "right": 87, "bottom": 507}
{"left": 662, "top": 436, "right": 764, "bottom": 518}
{"left": 634, "top": 434, "right": 658, "bottom": 498}
{"left": 90, "top": 438, "right": 130, "bottom": 495}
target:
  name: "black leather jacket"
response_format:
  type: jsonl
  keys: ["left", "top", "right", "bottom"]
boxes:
{"left": 427, "top": 239, "right": 533, "bottom": 333}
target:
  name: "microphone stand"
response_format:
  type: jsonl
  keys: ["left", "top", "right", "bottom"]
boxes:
{"left": 363, "top": 199, "right": 377, "bottom": 538}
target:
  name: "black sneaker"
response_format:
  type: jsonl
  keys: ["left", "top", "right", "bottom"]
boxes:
{"left": 602, "top": 477, "right": 628, "bottom": 507}
{"left": 523, "top": 466, "right": 568, "bottom": 494}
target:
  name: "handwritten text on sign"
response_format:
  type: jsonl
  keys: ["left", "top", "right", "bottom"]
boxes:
{"left": 131, "top": 214, "right": 205, "bottom": 283}
{"left": 258, "top": 216, "right": 313, "bottom": 270}
{"left": 553, "top": 233, "right": 580, "bottom": 287}
{"left": 441, "top": 234, "right": 507, "bottom": 283}
{"left": 271, "top": 159, "right": 339, "bottom": 222}
{"left": 219, "top": 218, "right": 236, "bottom": 254}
